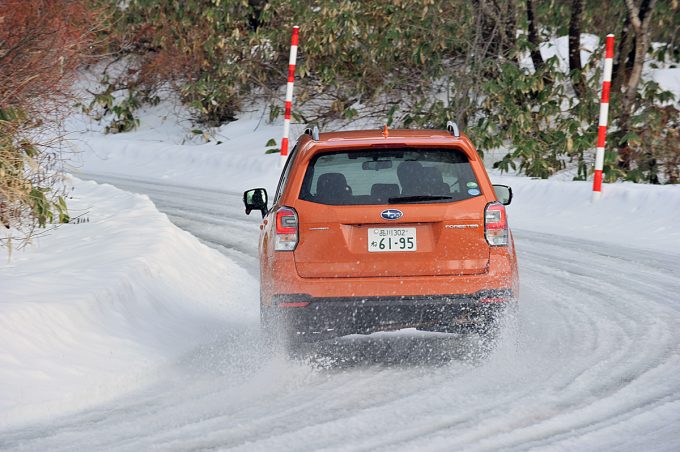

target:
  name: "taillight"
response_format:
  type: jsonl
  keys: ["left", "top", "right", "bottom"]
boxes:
{"left": 485, "top": 202, "right": 508, "bottom": 246}
{"left": 275, "top": 207, "right": 298, "bottom": 251}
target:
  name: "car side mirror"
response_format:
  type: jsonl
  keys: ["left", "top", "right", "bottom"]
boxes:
{"left": 492, "top": 184, "right": 512, "bottom": 205}
{"left": 243, "top": 188, "right": 268, "bottom": 218}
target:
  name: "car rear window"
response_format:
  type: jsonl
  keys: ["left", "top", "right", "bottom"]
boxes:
{"left": 299, "top": 148, "right": 482, "bottom": 205}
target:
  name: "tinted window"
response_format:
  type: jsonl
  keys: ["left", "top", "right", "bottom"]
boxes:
{"left": 299, "top": 148, "right": 481, "bottom": 205}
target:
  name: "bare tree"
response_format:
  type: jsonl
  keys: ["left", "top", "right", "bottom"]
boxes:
{"left": 526, "top": 0, "right": 544, "bottom": 72}
{"left": 476, "top": 0, "right": 517, "bottom": 60}
{"left": 622, "top": 0, "right": 657, "bottom": 113}
{"left": 568, "top": 0, "right": 586, "bottom": 98}
{"left": 0, "top": 0, "right": 101, "bottom": 250}
{"left": 248, "top": 0, "right": 268, "bottom": 31}
{"left": 611, "top": 13, "right": 635, "bottom": 95}
{"left": 618, "top": 0, "right": 658, "bottom": 171}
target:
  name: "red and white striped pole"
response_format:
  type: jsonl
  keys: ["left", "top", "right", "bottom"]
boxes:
{"left": 280, "top": 25, "right": 299, "bottom": 166}
{"left": 592, "top": 34, "right": 615, "bottom": 202}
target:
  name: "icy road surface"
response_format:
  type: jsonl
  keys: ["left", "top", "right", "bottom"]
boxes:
{"left": 3, "top": 174, "right": 680, "bottom": 451}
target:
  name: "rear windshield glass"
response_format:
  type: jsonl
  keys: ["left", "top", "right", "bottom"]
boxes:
{"left": 299, "top": 148, "right": 481, "bottom": 205}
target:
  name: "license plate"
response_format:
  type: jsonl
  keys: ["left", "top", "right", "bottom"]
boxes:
{"left": 368, "top": 228, "right": 417, "bottom": 252}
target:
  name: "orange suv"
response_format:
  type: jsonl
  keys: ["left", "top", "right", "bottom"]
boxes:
{"left": 244, "top": 123, "right": 518, "bottom": 345}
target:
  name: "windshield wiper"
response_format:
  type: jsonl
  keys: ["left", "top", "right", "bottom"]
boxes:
{"left": 388, "top": 195, "right": 453, "bottom": 204}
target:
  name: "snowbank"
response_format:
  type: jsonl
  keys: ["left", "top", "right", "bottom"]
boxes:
{"left": 494, "top": 175, "right": 680, "bottom": 254}
{"left": 0, "top": 177, "right": 257, "bottom": 429}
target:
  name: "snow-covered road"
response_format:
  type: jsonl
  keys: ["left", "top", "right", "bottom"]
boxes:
{"left": 2, "top": 175, "right": 679, "bottom": 451}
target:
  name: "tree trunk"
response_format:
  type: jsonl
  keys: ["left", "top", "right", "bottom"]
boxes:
{"left": 526, "top": 0, "right": 544, "bottom": 72}
{"left": 501, "top": 0, "right": 518, "bottom": 58}
{"left": 621, "top": 0, "right": 656, "bottom": 114}
{"left": 619, "top": 0, "right": 657, "bottom": 171}
{"left": 611, "top": 14, "right": 633, "bottom": 96}
{"left": 568, "top": 0, "right": 585, "bottom": 98}
{"left": 248, "top": 0, "right": 268, "bottom": 31}
{"left": 475, "top": 1, "right": 503, "bottom": 59}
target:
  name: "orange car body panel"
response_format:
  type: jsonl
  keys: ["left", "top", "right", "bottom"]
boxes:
{"left": 258, "top": 129, "right": 519, "bottom": 307}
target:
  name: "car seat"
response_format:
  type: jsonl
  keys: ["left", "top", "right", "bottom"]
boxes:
{"left": 370, "top": 183, "right": 400, "bottom": 204}
{"left": 397, "top": 161, "right": 426, "bottom": 195}
{"left": 422, "top": 167, "right": 451, "bottom": 195}
{"left": 316, "top": 173, "right": 353, "bottom": 204}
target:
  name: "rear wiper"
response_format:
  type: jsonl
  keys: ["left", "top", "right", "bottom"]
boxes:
{"left": 388, "top": 195, "right": 453, "bottom": 204}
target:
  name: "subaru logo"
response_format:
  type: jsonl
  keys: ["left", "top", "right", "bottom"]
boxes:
{"left": 381, "top": 209, "right": 403, "bottom": 220}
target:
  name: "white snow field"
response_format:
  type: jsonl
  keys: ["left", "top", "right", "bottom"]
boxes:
{"left": 1, "top": 100, "right": 679, "bottom": 451}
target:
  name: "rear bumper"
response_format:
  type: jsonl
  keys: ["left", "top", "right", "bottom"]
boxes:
{"left": 269, "top": 289, "right": 512, "bottom": 341}
{"left": 262, "top": 253, "right": 517, "bottom": 302}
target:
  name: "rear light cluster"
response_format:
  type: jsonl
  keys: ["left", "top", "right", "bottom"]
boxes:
{"left": 484, "top": 202, "right": 508, "bottom": 246}
{"left": 275, "top": 207, "right": 298, "bottom": 251}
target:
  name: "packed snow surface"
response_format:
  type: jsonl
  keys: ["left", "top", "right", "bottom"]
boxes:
{"left": 2, "top": 73, "right": 680, "bottom": 449}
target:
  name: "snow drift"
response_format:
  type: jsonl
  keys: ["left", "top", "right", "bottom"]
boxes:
{"left": 0, "top": 178, "right": 257, "bottom": 429}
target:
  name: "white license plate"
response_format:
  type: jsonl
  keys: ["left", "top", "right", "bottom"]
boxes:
{"left": 368, "top": 228, "right": 417, "bottom": 252}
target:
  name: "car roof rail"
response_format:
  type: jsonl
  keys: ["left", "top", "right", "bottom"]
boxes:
{"left": 446, "top": 121, "right": 460, "bottom": 138}
{"left": 303, "top": 125, "right": 320, "bottom": 141}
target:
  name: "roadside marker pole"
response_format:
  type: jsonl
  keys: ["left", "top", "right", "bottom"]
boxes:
{"left": 592, "top": 34, "right": 615, "bottom": 202}
{"left": 280, "top": 26, "right": 299, "bottom": 167}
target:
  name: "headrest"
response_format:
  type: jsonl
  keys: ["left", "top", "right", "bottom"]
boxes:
{"left": 371, "top": 183, "right": 400, "bottom": 199}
